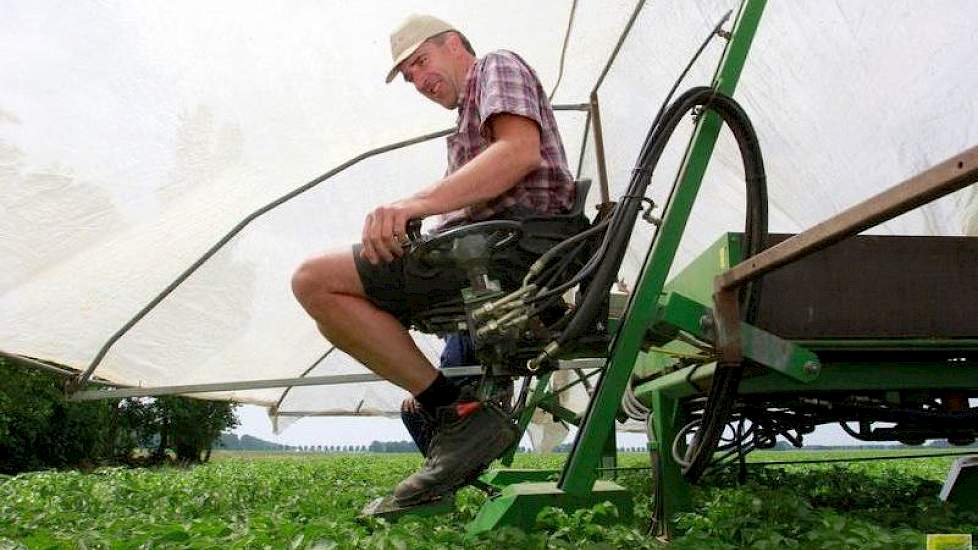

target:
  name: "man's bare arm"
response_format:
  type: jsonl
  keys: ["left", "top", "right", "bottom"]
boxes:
{"left": 361, "top": 113, "right": 542, "bottom": 264}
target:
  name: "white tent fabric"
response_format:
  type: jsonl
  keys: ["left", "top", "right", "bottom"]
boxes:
{"left": 2, "top": 2, "right": 976, "bottom": 439}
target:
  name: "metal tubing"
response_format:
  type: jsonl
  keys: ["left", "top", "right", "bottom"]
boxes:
{"left": 69, "top": 368, "right": 484, "bottom": 401}
{"left": 68, "top": 358, "right": 605, "bottom": 401}
{"left": 575, "top": 110, "right": 592, "bottom": 181}
{"left": 270, "top": 411, "right": 400, "bottom": 418}
{"left": 501, "top": 371, "right": 552, "bottom": 466}
{"left": 718, "top": 145, "right": 978, "bottom": 291}
{"left": 272, "top": 346, "right": 336, "bottom": 416}
{"left": 583, "top": 0, "right": 648, "bottom": 204}
{"left": 635, "top": 360, "right": 978, "bottom": 400}
{"left": 0, "top": 350, "right": 100, "bottom": 381}
{"left": 547, "top": 0, "right": 579, "bottom": 101}
{"left": 70, "top": 127, "right": 450, "bottom": 391}
{"left": 553, "top": 103, "right": 592, "bottom": 112}
{"left": 591, "top": 0, "right": 648, "bottom": 94}
{"left": 589, "top": 93, "right": 612, "bottom": 204}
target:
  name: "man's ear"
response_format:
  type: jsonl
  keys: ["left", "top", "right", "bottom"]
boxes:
{"left": 445, "top": 32, "right": 462, "bottom": 54}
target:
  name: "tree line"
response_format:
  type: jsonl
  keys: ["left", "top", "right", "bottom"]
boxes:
{"left": 0, "top": 358, "right": 237, "bottom": 474}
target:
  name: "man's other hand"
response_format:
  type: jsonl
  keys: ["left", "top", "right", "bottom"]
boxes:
{"left": 361, "top": 200, "right": 421, "bottom": 265}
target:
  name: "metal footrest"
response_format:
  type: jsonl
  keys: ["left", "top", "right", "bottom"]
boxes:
{"left": 359, "top": 493, "right": 455, "bottom": 521}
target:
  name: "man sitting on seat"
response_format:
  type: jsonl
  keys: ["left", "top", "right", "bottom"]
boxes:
{"left": 291, "top": 13, "right": 580, "bottom": 506}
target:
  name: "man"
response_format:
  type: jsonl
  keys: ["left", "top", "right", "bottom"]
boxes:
{"left": 291, "top": 14, "right": 580, "bottom": 506}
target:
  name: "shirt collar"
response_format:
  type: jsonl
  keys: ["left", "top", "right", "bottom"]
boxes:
{"left": 455, "top": 59, "right": 478, "bottom": 112}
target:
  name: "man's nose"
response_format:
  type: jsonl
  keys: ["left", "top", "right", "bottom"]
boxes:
{"left": 411, "top": 73, "right": 427, "bottom": 94}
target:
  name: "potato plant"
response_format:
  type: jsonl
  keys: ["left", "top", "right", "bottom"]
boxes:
{"left": 1, "top": 451, "right": 975, "bottom": 549}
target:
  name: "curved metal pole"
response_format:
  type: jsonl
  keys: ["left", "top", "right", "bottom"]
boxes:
{"left": 548, "top": 0, "right": 579, "bottom": 101}
{"left": 586, "top": 0, "right": 649, "bottom": 205}
{"left": 271, "top": 346, "right": 335, "bottom": 417}
{"left": 69, "top": 128, "right": 452, "bottom": 392}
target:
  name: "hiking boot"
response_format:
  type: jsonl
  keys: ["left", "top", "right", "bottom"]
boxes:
{"left": 393, "top": 400, "right": 517, "bottom": 506}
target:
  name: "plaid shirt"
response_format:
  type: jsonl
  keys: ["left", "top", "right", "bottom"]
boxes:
{"left": 439, "top": 50, "right": 575, "bottom": 226}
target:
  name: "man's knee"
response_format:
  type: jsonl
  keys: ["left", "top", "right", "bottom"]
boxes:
{"left": 291, "top": 251, "right": 364, "bottom": 310}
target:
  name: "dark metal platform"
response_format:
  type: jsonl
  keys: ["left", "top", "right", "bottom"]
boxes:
{"left": 754, "top": 233, "right": 978, "bottom": 340}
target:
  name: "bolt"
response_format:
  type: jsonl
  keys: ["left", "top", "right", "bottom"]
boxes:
{"left": 803, "top": 361, "right": 820, "bottom": 376}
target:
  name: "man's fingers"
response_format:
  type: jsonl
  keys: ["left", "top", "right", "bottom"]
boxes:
{"left": 372, "top": 234, "right": 395, "bottom": 263}
{"left": 392, "top": 214, "right": 408, "bottom": 257}
{"left": 401, "top": 397, "right": 418, "bottom": 413}
{"left": 363, "top": 204, "right": 415, "bottom": 264}
{"left": 376, "top": 209, "right": 397, "bottom": 262}
{"left": 361, "top": 213, "right": 376, "bottom": 265}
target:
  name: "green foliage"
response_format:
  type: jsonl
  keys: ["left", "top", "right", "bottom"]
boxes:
{"left": 1, "top": 452, "right": 975, "bottom": 549}
{"left": 672, "top": 459, "right": 978, "bottom": 549}
{"left": 0, "top": 358, "right": 238, "bottom": 473}
{"left": 0, "top": 360, "right": 144, "bottom": 473}
{"left": 148, "top": 396, "right": 239, "bottom": 464}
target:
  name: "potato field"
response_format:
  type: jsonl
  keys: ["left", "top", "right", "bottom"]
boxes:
{"left": 2, "top": 450, "right": 976, "bottom": 549}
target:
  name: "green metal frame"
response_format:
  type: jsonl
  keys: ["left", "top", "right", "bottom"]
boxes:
{"left": 467, "top": 0, "right": 770, "bottom": 535}
{"left": 633, "top": 232, "right": 978, "bottom": 535}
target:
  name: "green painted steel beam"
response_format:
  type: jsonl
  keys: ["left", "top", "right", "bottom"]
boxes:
{"left": 652, "top": 292, "right": 821, "bottom": 383}
{"left": 737, "top": 362, "right": 978, "bottom": 394}
{"left": 634, "top": 361, "right": 978, "bottom": 402}
{"left": 501, "top": 372, "right": 553, "bottom": 466}
{"left": 536, "top": 396, "right": 583, "bottom": 426}
{"left": 466, "top": 481, "right": 633, "bottom": 535}
{"left": 559, "top": 0, "right": 768, "bottom": 496}
{"left": 481, "top": 469, "right": 560, "bottom": 488}
{"left": 648, "top": 391, "right": 692, "bottom": 538}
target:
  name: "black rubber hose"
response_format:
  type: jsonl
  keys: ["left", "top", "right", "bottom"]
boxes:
{"left": 548, "top": 87, "right": 769, "bottom": 482}
{"left": 676, "top": 93, "right": 768, "bottom": 482}
{"left": 557, "top": 86, "right": 767, "bottom": 349}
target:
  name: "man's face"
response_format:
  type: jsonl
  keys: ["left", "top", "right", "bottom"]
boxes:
{"left": 399, "top": 38, "right": 460, "bottom": 109}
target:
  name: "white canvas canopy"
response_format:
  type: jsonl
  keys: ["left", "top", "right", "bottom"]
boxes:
{"left": 2, "top": 1, "right": 976, "bottom": 437}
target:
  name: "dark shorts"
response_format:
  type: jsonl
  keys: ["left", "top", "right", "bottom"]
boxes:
{"left": 353, "top": 211, "right": 589, "bottom": 326}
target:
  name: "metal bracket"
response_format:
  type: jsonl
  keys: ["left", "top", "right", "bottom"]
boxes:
{"left": 651, "top": 292, "right": 820, "bottom": 383}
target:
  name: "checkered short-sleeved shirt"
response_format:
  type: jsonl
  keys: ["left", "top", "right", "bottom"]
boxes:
{"left": 439, "top": 50, "right": 575, "bottom": 226}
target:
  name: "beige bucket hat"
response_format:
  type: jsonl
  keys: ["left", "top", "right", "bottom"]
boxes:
{"left": 385, "top": 14, "right": 456, "bottom": 83}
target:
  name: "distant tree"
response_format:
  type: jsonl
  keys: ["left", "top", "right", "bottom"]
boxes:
{"left": 147, "top": 396, "right": 239, "bottom": 464}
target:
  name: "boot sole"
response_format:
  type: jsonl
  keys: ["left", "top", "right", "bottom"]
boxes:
{"left": 395, "top": 425, "right": 518, "bottom": 506}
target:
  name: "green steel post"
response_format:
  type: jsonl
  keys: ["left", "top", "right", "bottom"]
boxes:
{"left": 648, "top": 389, "right": 691, "bottom": 538}
{"left": 501, "top": 372, "right": 552, "bottom": 466}
{"left": 558, "top": 0, "right": 767, "bottom": 495}
{"left": 601, "top": 427, "right": 618, "bottom": 480}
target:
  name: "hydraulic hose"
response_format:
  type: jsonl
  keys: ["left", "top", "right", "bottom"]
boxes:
{"left": 544, "top": 87, "right": 769, "bottom": 480}
{"left": 557, "top": 86, "right": 768, "bottom": 351}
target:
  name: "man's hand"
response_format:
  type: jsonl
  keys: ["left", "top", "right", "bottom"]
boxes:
{"left": 401, "top": 396, "right": 420, "bottom": 414}
{"left": 361, "top": 199, "right": 423, "bottom": 265}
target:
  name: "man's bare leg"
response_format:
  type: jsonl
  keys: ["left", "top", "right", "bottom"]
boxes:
{"left": 291, "top": 250, "right": 437, "bottom": 394}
